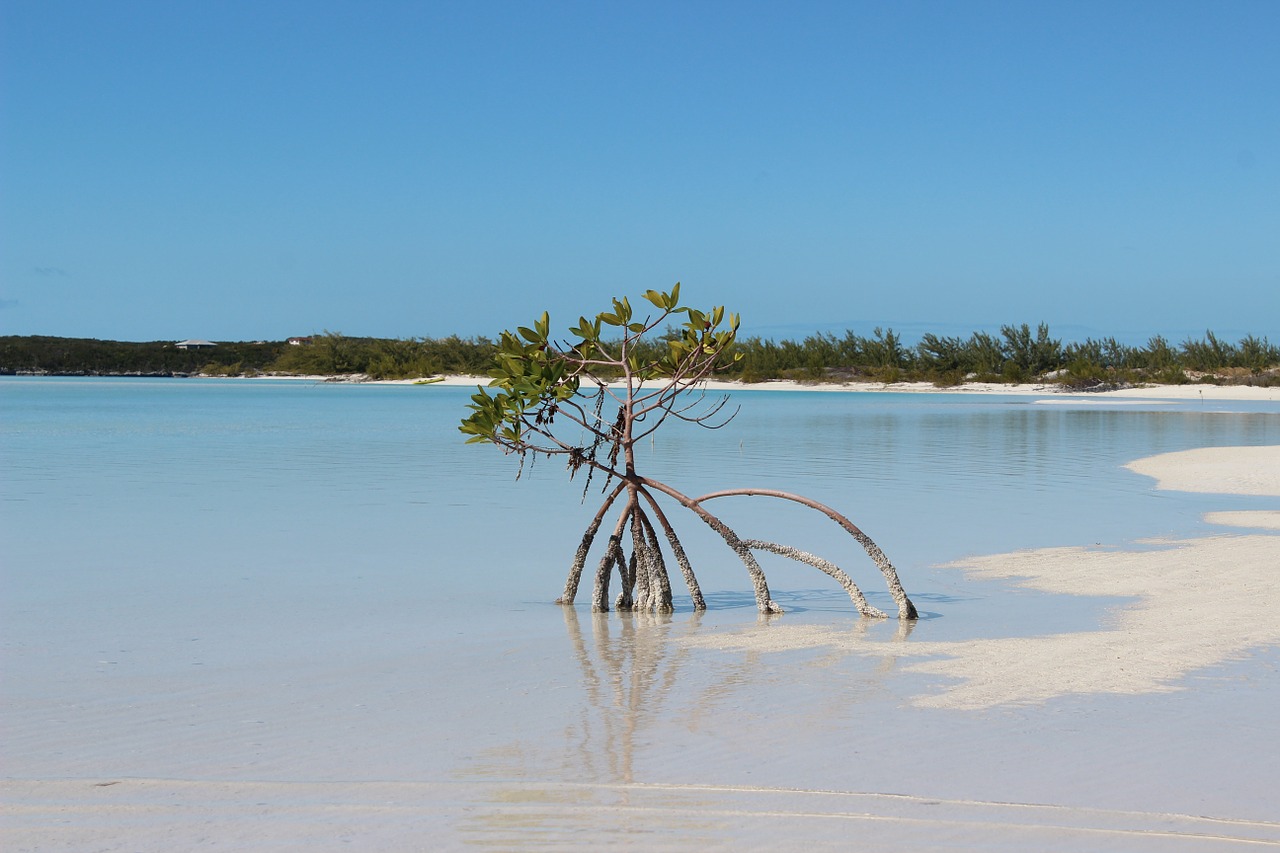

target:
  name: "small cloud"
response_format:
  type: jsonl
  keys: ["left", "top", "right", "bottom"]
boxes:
{"left": 33, "top": 266, "right": 69, "bottom": 277}
{"left": 0, "top": 298, "right": 19, "bottom": 310}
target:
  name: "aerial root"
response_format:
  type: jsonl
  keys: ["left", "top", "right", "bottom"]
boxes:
{"left": 575, "top": 481, "right": 912, "bottom": 620}
{"left": 638, "top": 476, "right": 781, "bottom": 614}
{"left": 561, "top": 481, "right": 626, "bottom": 606}
{"left": 693, "top": 488, "right": 917, "bottom": 620}
{"left": 742, "top": 539, "right": 887, "bottom": 618}
{"left": 637, "top": 487, "right": 705, "bottom": 610}
{"left": 634, "top": 508, "right": 674, "bottom": 613}
{"left": 591, "top": 529, "right": 625, "bottom": 612}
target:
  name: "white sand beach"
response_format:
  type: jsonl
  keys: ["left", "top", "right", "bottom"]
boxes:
{"left": 250, "top": 366, "right": 1280, "bottom": 402}
{"left": 419, "top": 372, "right": 1280, "bottom": 402}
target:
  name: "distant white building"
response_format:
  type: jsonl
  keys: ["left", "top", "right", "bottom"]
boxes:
{"left": 175, "top": 340, "right": 216, "bottom": 350}
{"left": 287, "top": 336, "right": 313, "bottom": 346}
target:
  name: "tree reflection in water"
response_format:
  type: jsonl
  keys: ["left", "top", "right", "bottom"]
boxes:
{"left": 452, "top": 602, "right": 919, "bottom": 844}
{"left": 560, "top": 606, "right": 699, "bottom": 785}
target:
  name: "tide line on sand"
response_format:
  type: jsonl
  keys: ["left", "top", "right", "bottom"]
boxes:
{"left": 5, "top": 778, "right": 1279, "bottom": 850}
{"left": 681, "top": 445, "right": 1280, "bottom": 711}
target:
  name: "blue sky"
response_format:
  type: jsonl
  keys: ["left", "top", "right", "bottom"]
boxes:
{"left": 2, "top": 1, "right": 1277, "bottom": 344}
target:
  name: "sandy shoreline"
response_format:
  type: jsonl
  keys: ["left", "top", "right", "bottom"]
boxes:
{"left": 254, "top": 371, "right": 1280, "bottom": 401}
{"left": 433, "top": 374, "right": 1280, "bottom": 401}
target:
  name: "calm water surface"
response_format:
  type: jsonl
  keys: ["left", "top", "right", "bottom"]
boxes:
{"left": 3, "top": 377, "right": 1277, "bottom": 611}
{"left": 4, "top": 376, "right": 1280, "bottom": 808}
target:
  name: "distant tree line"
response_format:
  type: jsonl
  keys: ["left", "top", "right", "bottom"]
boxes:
{"left": 0, "top": 333, "right": 497, "bottom": 380}
{"left": 0, "top": 336, "right": 287, "bottom": 377}
{"left": 2, "top": 325, "right": 1277, "bottom": 387}
{"left": 725, "top": 324, "right": 1280, "bottom": 388}
{"left": 269, "top": 333, "right": 496, "bottom": 379}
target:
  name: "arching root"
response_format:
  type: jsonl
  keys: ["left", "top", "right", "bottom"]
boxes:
{"left": 742, "top": 539, "right": 887, "bottom": 618}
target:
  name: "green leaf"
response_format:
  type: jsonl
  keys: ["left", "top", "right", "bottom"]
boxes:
{"left": 643, "top": 289, "right": 668, "bottom": 310}
{"left": 612, "top": 297, "right": 632, "bottom": 324}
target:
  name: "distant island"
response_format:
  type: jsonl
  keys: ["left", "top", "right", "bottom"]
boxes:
{"left": 2, "top": 326, "right": 1277, "bottom": 390}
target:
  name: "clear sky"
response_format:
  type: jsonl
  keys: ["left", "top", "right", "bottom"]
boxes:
{"left": 2, "top": 1, "right": 1277, "bottom": 344}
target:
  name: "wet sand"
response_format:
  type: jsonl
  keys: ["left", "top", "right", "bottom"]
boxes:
{"left": 7, "top": 777, "right": 1280, "bottom": 851}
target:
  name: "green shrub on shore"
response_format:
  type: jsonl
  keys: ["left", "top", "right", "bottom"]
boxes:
{"left": 718, "top": 327, "right": 1278, "bottom": 389}
{"left": 0, "top": 336, "right": 285, "bottom": 376}
{"left": 265, "top": 332, "right": 497, "bottom": 379}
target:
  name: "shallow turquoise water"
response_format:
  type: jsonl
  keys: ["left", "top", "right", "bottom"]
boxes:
{"left": 4, "top": 377, "right": 1280, "bottom": 826}
{"left": 3, "top": 377, "right": 1277, "bottom": 614}
{"left": 3, "top": 375, "right": 1277, "bottom": 675}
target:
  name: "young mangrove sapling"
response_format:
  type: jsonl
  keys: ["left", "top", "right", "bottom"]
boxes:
{"left": 459, "top": 285, "right": 917, "bottom": 619}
